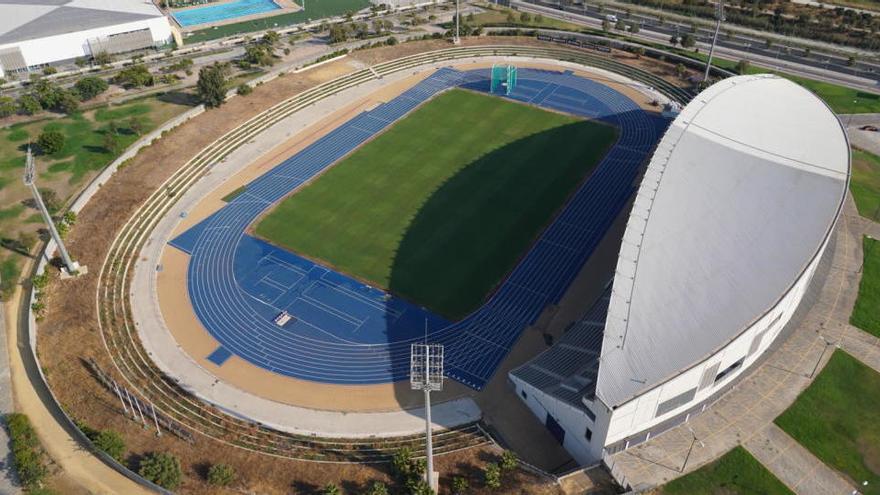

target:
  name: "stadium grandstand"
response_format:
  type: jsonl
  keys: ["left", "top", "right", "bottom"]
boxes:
{"left": 509, "top": 74, "right": 850, "bottom": 465}
{"left": 0, "top": 0, "right": 173, "bottom": 78}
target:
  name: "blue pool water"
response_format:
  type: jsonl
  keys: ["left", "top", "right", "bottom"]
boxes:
{"left": 173, "top": 0, "right": 281, "bottom": 27}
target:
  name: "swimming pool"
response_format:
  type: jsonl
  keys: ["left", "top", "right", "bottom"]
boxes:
{"left": 172, "top": 0, "right": 282, "bottom": 27}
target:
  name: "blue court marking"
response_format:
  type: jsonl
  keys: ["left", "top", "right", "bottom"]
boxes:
{"left": 171, "top": 67, "right": 670, "bottom": 389}
{"left": 206, "top": 346, "right": 233, "bottom": 366}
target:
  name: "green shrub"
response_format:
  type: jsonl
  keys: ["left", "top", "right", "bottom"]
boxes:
{"left": 0, "top": 96, "right": 15, "bottom": 117}
{"left": 365, "top": 481, "right": 389, "bottom": 495}
{"left": 206, "top": 463, "right": 235, "bottom": 486}
{"left": 6, "top": 413, "right": 47, "bottom": 488}
{"left": 138, "top": 452, "right": 182, "bottom": 490}
{"left": 483, "top": 462, "right": 501, "bottom": 490}
{"left": 92, "top": 430, "right": 125, "bottom": 462}
{"left": 114, "top": 64, "right": 154, "bottom": 88}
{"left": 322, "top": 483, "right": 340, "bottom": 495}
{"left": 36, "top": 130, "right": 65, "bottom": 155}
{"left": 237, "top": 83, "right": 253, "bottom": 96}
{"left": 452, "top": 476, "right": 469, "bottom": 494}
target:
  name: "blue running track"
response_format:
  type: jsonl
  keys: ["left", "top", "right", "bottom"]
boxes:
{"left": 170, "top": 67, "right": 669, "bottom": 389}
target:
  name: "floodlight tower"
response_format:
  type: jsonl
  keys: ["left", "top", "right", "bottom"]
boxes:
{"left": 24, "top": 147, "right": 79, "bottom": 274}
{"left": 411, "top": 342, "right": 444, "bottom": 492}
{"left": 453, "top": 0, "right": 461, "bottom": 44}
{"left": 703, "top": 0, "right": 725, "bottom": 82}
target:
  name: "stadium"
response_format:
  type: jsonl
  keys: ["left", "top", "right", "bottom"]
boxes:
{"left": 22, "top": 41, "right": 851, "bottom": 492}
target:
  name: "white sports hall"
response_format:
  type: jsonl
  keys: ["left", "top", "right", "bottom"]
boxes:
{"left": 510, "top": 74, "right": 851, "bottom": 465}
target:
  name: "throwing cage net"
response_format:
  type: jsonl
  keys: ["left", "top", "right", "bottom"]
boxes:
{"left": 490, "top": 64, "right": 518, "bottom": 95}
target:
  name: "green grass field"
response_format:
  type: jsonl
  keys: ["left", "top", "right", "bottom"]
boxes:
{"left": 185, "top": 0, "right": 371, "bottom": 43}
{"left": 775, "top": 350, "right": 880, "bottom": 494}
{"left": 851, "top": 149, "right": 880, "bottom": 222}
{"left": 851, "top": 236, "right": 880, "bottom": 337}
{"left": 660, "top": 446, "right": 793, "bottom": 495}
{"left": 255, "top": 89, "right": 617, "bottom": 319}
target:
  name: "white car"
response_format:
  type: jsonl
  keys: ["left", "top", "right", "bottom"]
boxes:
{"left": 606, "top": 14, "right": 618, "bottom": 23}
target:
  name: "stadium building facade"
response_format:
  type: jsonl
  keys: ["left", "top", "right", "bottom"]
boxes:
{"left": 0, "top": 0, "right": 173, "bottom": 77}
{"left": 510, "top": 74, "right": 850, "bottom": 465}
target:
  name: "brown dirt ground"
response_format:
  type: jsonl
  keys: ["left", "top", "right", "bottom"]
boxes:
{"left": 32, "top": 37, "right": 691, "bottom": 494}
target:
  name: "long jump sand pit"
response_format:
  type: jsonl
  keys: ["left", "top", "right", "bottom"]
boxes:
{"left": 156, "top": 59, "right": 663, "bottom": 413}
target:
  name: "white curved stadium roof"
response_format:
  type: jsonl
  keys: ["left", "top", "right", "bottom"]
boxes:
{"left": 596, "top": 74, "right": 850, "bottom": 408}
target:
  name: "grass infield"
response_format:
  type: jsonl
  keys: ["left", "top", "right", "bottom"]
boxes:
{"left": 851, "top": 148, "right": 880, "bottom": 222}
{"left": 775, "top": 350, "right": 880, "bottom": 494}
{"left": 660, "top": 446, "right": 793, "bottom": 495}
{"left": 255, "top": 89, "right": 617, "bottom": 319}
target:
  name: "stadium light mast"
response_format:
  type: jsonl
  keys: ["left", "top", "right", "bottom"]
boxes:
{"left": 703, "top": 0, "right": 725, "bottom": 82}
{"left": 411, "top": 342, "right": 444, "bottom": 492}
{"left": 24, "top": 146, "right": 80, "bottom": 275}
{"left": 453, "top": 0, "right": 461, "bottom": 44}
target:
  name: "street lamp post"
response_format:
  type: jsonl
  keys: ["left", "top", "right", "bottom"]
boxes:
{"left": 703, "top": 0, "right": 725, "bottom": 82}
{"left": 411, "top": 342, "right": 444, "bottom": 492}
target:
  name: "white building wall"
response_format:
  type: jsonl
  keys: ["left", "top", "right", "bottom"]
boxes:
{"left": 507, "top": 377, "right": 607, "bottom": 465}
{"left": 0, "top": 16, "right": 171, "bottom": 68}
{"left": 602, "top": 230, "right": 830, "bottom": 446}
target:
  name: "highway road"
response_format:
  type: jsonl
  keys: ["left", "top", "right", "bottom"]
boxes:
{"left": 513, "top": 0, "right": 880, "bottom": 91}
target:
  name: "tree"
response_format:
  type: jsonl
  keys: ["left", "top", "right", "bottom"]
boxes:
{"left": 93, "top": 430, "right": 125, "bottom": 462}
{"left": 128, "top": 116, "right": 145, "bottom": 136}
{"left": 736, "top": 59, "right": 751, "bottom": 74}
{"left": 329, "top": 24, "right": 349, "bottom": 43}
{"left": 197, "top": 63, "right": 229, "bottom": 109}
{"left": 669, "top": 33, "right": 679, "bottom": 46}
{"left": 93, "top": 51, "right": 113, "bottom": 65}
{"left": 262, "top": 30, "right": 280, "bottom": 46}
{"left": 633, "top": 46, "right": 646, "bottom": 59}
{"left": 519, "top": 11, "right": 531, "bottom": 22}
{"left": 680, "top": 34, "right": 695, "bottom": 48}
{"left": 207, "top": 463, "right": 235, "bottom": 486}
{"left": 535, "top": 13, "right": 544, "bottom": 23}
{"left": 675, "top": 63, "right": 687, "bottom": 79}
{"left": 37, "top": 188, "right": 61, "bottom": 213}
{"left": 615, "top": 19, "right": 626, "bottom": 30}
{"left": 630, "top": 21, "right": 640, "bottom": 33}
{"left": 30, "top": 79, "right": 63, "bottom": 109}
{"left": 36, "top": 131, "right": 65, "bottom": 155}
{"left": 764, "top": 38, "right": 773, "bottom": 49}
{"left": 452, "top": 476, "right": 469, "bottom": 494}
{"left": 0, "top": 96, "right": 15, "bottom": 117}
{"left": 56, "top": 90, "right": 79, "bottom": 115}
{"left": 102, "top": 131, "right": 120, "bottom": 154}
{"left": 365, "top": 481, "right": 389, "bottom": 495}
{"left": 483, "top": 462, "right": 501, "bottom": 490}
{"left": 506, "top": 12, "right": 516, "bottom": 23}
{"left": 386, "top": 36, "right": 399, "bottom": 46}
{"left": 75, "top": 76, "right": 109, "bottom": 101}
{"left": 244, "top": 44, "right": 275, "bottom": 66}
{"left": 602, "top": 19, "right": 611, "bottom": 31}
{"left": 138, "top": 452, "right": 182, "bottom": 490}
{"left": 237, "top": 83, "right": 253, "bottom": 96}
{"left": 114, "top": 64, "right": 153, "bottom": 88}
{"left": 847, "top": 55, "right": 857, "bottom": 66}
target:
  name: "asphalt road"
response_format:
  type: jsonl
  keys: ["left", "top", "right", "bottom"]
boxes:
{"left": 514, "top": 0, "right": 880, "bottom": 90}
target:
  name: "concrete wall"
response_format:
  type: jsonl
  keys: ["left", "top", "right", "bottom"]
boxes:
{"left": 0, "top": 16, "right": 172, "bottom": 68}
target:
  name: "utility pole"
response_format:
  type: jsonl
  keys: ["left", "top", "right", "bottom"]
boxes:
{"left": 703, "top": 0, "right": 725, "bottom": 83}
{"left": 411, "top": 342, "right": 444, "bottom": 492}
{"left": 453, "top": 0, "right": 460, "bottom": 44}
{"left": 23, "top": 146, "right": 80, "bottom": 275}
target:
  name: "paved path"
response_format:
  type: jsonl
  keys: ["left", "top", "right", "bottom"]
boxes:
{"left": 0, "top": 305, "right": 20, "bottom": 494}
{"left": 4, "top": 282, "right": 153, "bottom": 494}
{"left": 744, "top": 424, "right": 855, "bottom": 495}
{"left": 608, "top": 194, "right": 866, "bottom": 491}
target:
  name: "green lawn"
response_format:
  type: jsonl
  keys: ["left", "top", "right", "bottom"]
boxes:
{"left": 255, "top": 89, "right": 617, "bottom": 319}
{"left": 775, "top": 350, "right": 880, "bottom": 494}
{"left": 851, "top": 236, "right": 880, "bottom": 337}
{"left": 185, "top": 0, "right": 371, "bottom": 44}
{"left": 851, "top": 149, "right": 880, "bottom": 222}
{"left": 661, "top": 446, "right": 793, "bottom": 495}
{"left": 685, "top": 51, "right": 880, "bottom": 114}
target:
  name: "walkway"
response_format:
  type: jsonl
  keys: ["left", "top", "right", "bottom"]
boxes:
{"left": 608, "top": 194, "right": 867, "bottom": 492}
{"left": 0, "top": 305, "right": 19, "bottom": 494}
{"left": 4, "top": 282, "right": 152, "bottom": 494}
